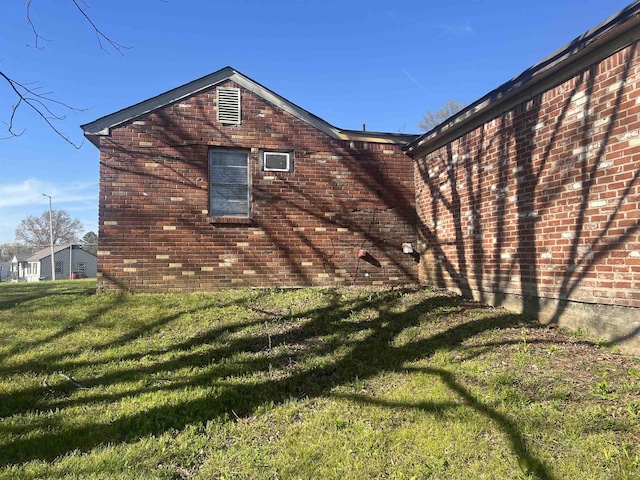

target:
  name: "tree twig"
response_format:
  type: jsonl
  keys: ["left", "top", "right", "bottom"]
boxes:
{"left": 0, "top": 70, "right": 85, "bottom": 148}
{"left": 71, "top": 0, "right": 132, "bottom": 55}
{"left": 59, "top": 372, "right": 87, "bottom": 389}
{"left": 25, "top": 0, "right": 51, "bottom": 49}
{"left": 2, "top": 0, "right": 133, "bottom": 145}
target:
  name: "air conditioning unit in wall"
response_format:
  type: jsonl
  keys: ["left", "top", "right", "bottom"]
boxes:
{"left": 263, "top": 152, "right": 291, "bottom": 172}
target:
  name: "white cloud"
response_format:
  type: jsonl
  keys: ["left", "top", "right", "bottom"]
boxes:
{"left": 438, "top": 21, "right": 474, "bottom": 36}
{"left": 0, "top": 178, "right": 97, "bottom": 208}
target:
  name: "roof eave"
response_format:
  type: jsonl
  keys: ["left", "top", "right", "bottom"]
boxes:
{"left": 80, "top": 66, "right": 237, "bottom": 143}
{"left": 81, "top": 66, "right": 417, "bottom": 148}
{"left": 405, "top": 1, "right": 640, "bottom": 157}
{"left": 338, "top": 130, "right": 420, "bottom": 145}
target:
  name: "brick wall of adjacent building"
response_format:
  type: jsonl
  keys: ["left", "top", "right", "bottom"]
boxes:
{"left": 97, "top": 80, "right": 418, "bottom": 291}
{"left": 411, "top": 42, "right": 640, "bottom": 338}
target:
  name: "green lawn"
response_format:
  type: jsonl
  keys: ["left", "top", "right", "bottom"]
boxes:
{"left": 0, "top": 280, "right": 638, "bottom": 479}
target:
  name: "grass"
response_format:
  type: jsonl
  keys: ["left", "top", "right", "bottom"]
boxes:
{"left": 0, "top": 280, "right": 639, "bottom": 479}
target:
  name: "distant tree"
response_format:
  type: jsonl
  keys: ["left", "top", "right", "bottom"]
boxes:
{"left": 15, "top": 209, "right": 84, "bottom": 247}
{"left": 81, "top": 231, "right": 98, "bottom": 256}
{"left": 0, "top": 243, "right": 36, "bottom": 260}
{"left": 418, "top": 100, "right": 467, "bottom": 131}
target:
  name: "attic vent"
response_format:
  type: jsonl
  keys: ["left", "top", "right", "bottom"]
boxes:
{"left": 217, "top": 87, "right": 241, "bottom": 125}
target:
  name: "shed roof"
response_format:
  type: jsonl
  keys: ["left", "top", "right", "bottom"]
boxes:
{"left": 81, "top": 66, "right": 418, "bottom": 147}
{"left": 405, "top": 1, "right": 640, "bottom": 156}
{"left": 28, "top": 244, "right": 95, "bottom": 262}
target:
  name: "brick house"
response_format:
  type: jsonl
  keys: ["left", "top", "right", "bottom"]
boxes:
{"left": 81, "top": 67, "right": 419, "bottom": 292}
{"left": 83, "top": 2, "right": 640, "bottom": 351}
{"left": 404, "top": 3, "right": 640, "bottom": 350}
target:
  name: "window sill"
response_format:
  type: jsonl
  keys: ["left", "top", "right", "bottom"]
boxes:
{"left": 207, "top": 216, "right": 253, "bottom": 225}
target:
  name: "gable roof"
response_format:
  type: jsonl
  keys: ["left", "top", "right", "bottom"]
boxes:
{"left": 81, "top": 66, "right": 418, "bottom": 147}
{"left": 28, "top": 244, "right": 96, "bottom": 262}
{"left": 28, "top": 245, "right": 71, "bottom": 262}
{"left": 405, "top": 1, "right": 640, "bottom": 157}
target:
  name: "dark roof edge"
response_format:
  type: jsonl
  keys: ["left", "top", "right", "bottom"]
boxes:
{"left": 27, "top": 244, "right": 93, "bottom": 262}
{"left": 81, "top": 67, "right": 416, "bottom": 147}
{"left": 81, "top": 67, "right": 237, "bottom": 139}
{"left": 405, "top": 1, "right": 640, "bottom": 156}
{"left": 338, "top": 129, "right": 420, "bottom": 144}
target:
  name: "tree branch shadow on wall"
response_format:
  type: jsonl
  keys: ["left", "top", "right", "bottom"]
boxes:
{"left": 415, "top": 41, "right": 640, "bottom": 346}
{"left": 549, "top": 51, "right": 640, "bottom": 322}
{"left": 98, "top": 93, "right": 418, "bottom": 290}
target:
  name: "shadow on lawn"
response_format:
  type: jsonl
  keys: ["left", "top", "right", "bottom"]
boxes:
{"left": 1, "top": 288, "right": 559, "bottom": 479}
{"left": 336, "top": 365, "right": 550, "bottom": 479}
{"left": 0, "top": 282, "right": 99, "bottom": 368}
{"left": 0, "top": 281, "right": 95, "bottom": 311}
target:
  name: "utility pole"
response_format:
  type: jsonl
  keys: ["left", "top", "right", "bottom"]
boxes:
{"left": 42, "top": 193, "right": 55, "bottom": 281}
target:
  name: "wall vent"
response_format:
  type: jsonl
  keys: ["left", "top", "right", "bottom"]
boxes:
{"left": 217, "top": 87, "right": 241, "bottom": 125}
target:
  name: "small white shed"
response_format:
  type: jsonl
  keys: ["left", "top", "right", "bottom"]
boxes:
{"left": 26, "top": 245, "right": 98, "bottom": 281}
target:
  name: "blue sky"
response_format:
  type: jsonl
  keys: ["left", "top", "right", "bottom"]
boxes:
{"left": 0, "top": 0, "right": 633, "bottom": 244}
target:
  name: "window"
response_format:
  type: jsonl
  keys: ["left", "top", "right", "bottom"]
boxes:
{"left": 263, "top": 151, "right": 292, "bottom": 172}
{"left": 77, "top": 262, "right": 86, "bottom": 273}
{"left": 209, "top": 148, "right": 250, "bottom": 217}
{"left": 55, "top": 261, "right": 63, "bottom": 273}
{"left": 217, "top": 87, "right": 241, "bottom": 125}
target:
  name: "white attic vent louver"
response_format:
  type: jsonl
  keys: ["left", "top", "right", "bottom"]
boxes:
{"left": 217, "top": 87, "right": 241, "bottom": 125}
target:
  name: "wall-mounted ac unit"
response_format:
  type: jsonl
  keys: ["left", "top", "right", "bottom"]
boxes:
{"left": 263, "top": 152, "right": 291, "bottom": 172}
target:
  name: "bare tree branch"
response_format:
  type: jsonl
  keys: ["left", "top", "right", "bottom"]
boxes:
{"left": 1, "top": 96, "right": 26, "bottom": 139}
{"left": 25, "top": 0, "right": 51, "bottom": 49}
{"left": 418, "top": 100, "right": 467, "bottom": 132}
{"left": 71, "top": 0, "right": 132, "bottom": 55}
{"left": 2, "top": 0, "right": 134, "bottom": 145}
{"left": 16, "top": 209, "right": 84, "bottom": 246}
{"left": 0, "top": 70, "right": 85, "bottom": 148}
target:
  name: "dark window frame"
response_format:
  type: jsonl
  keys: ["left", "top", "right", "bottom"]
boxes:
{"left": 208, "top": 148, "right": 251, "bottom": 219}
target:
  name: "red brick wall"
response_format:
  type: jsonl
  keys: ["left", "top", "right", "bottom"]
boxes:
{"left": 413, "top": 43, "right": 640, "bottom": 319}
{"left": 97, "top": 81, "right": 418, "bottom": 291}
